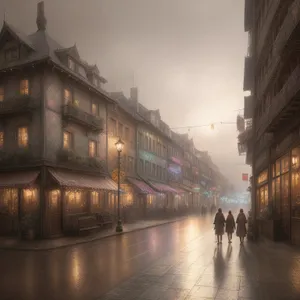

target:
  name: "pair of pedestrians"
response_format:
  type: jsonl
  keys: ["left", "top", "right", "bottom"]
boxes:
{"left": 213, "top": 208, "right": 247, "bottom": 245}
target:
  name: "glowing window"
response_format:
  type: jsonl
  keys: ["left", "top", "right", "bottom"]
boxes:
{"left": 63, "top": 131, "right": 72, "bottom": 149}
{"left": 91, "top": 191, "right": 99, "bottom": 206}
{"left": 18, "top": 127, "right": 28, "bottom": 148}
{"left": 0, "top": 131, "right": 3, "bottom": 148}
{"left": 92, "top": 103, "right": 98, "bottom": 116}
{"left": 64, "top": 88, "right": 72, "bottom": 105}
{"left": 89, "top": 140, "right": 96, "bottom": 157}
{"left": 0, "top": 86, "right": 4, "bottom": 101}
{"left": 20, "top": 79, "right": 29, "bottom": 95}
{"left": 68, "top": 58, "right": 75, "bottom": 71}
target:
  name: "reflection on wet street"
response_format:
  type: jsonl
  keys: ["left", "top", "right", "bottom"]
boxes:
{"left": 1, "top": 215, "right": 300, "bottom": 300}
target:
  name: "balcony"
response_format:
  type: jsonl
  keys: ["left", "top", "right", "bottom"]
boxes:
{"left": 0, "top": 95, "right": 36, "bottom": 117}
{"left": 244, "top": 0, "right": 253, "bottom": 32}
{"left": 257, "top": 65, "right": 300, "bottom": 137}
{"left": 62, "top": 104, "right": 104, "bottom": 132}
{"left": 257, "top": 0, "right": 300, "bottom": 99}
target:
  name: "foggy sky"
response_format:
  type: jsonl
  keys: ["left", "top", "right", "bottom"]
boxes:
{"left": 0, "top": 0, "right": 251, "bottom": 192}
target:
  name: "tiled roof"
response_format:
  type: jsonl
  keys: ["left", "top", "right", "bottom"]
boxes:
{"left": 49, "top": 169, "right": 117, "bottom": 191}
{"left": 0, "top": 23, "right": 113, "bottom": 102}
{"left": 0, "top": 171, "right": 39, "bottom": 188}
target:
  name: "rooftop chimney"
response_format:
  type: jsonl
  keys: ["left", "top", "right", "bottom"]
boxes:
{"left": 36, "top": 1, "right": 47, "bottom": 31}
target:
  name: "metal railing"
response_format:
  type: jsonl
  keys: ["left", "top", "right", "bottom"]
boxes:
{"left": 0, "top": 95, "right": 34, "bottom": 115}
{"left": 62, "top": 104, "right": 103, "bottom": 131}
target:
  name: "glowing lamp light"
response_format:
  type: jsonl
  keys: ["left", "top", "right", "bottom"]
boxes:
{"left": 115, "top": 138, "right": 124, "bottom": 153}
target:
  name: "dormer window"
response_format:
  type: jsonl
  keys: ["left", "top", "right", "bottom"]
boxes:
{"left": 5, "top": 48, "right": 19, "bottom": 62}
{"left": 68, "top": 58, "right": 76, "bottom": 71}
{"left": 77, "top": 65, "right": 86, "bottom": 78}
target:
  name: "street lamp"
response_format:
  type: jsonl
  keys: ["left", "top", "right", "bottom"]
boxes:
{"left": 115, "top": 138, "right": 124, "bottom": 233}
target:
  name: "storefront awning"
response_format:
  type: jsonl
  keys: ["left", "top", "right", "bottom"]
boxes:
{"left": 180, "top": 184, "right": 194, "bottom": 193}
{"left": 0, "top": 171, "right": 40, "bottom": 188}
{"left": 127, "top": 178, "right": 156, "bottom": 194}
{"left": 149, "top": 181, "right": 178, "bottom": 193}
{"left": 49, "top": 169, "right": 118, "bottom": 191}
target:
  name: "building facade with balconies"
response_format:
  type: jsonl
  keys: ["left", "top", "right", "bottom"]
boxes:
{"left": 0, "top": 2, "right": 118, "bottom": 238}
{"left": 241, "top": 0, "right": 300, "bottom": 244}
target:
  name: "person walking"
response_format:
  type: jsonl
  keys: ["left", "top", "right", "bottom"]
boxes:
{"left": 236, "top": 208, "right": 247, "bottom": 244}
{"left": 214, "top": 208, "right": 225, "bottom": 244}
{"left": 225, "top": 211, "right": 235, "bottom": 243}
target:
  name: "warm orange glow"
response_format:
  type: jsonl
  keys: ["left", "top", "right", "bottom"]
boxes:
{"left": 0, "top": 131, "right": 3, "bottom": 148}
{"left": 0, "top": 86, "right": 4, "bottom": 101}
{"left": 18, "top": 127, "right": 28, "bottom": 148}
{"left": 49, "top": 190, "right": 60, "bottom": 208}
{"left": 20, "top": 79, "right": 29, "bottom": 95}
{"left": 63, "top": 131, "right": 71, "bottom": 149}
{"left": 64, "top": 88, "right": 71, "bottom": 104}
{"left": 89, "top": 140, "right": 96, "bottom": 157}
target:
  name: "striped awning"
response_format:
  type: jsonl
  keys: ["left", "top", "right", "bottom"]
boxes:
{"left": 0, "top": 171, "right": 39, "bottom": 188}
{"left": 127, "top": 178, "right": 156, "bottom": 194}
{"left": 149, "top": 181, "right": 178, "bottom": 193}
{"left": 49, "top": 169, "right": 118, "bottom": 191}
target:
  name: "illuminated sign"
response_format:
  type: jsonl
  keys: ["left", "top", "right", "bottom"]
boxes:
{"left": 139, "top": 150, "right": 167, "bottom": 167}
{"left": 170, "top": 157, "right": 183, "bottom": 166}
{"left": 168, "top": 164, "right": 182, "bottom": 174}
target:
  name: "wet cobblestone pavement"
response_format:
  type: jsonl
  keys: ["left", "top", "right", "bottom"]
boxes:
{"left": 1, "top": 216, "right": 300, "bottom": 300}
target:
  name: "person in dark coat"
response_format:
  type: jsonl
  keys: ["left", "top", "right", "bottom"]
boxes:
{"left": 214, "top": 208, "right": 225, "bottom": 244}
{"left": 225, "top": 210, "right": 235, "bottom": 243}
{"left": 236, "top": 208, "right": 247, "bottom": 244}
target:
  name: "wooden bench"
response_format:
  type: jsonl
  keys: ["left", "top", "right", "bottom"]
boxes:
{"left": 95, "top": 212, "right": 113, "bottom": 229}
{"left": 77, "top": 215, "right": 99, "bottom": 235}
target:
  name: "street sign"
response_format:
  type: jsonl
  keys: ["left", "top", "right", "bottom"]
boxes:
{"left": 111, "top": 168, "right": 125, "bottom": 183}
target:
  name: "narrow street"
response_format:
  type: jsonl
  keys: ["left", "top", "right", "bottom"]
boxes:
{"left": 1, "top": 215, "right": 300, "bottom": 300}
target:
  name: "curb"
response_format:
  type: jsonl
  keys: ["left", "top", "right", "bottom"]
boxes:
{"left": 0, "top": 217, "right": 188, "bottom": 252}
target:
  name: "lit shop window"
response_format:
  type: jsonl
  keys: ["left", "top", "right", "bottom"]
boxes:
{"left": 49, "top": 190, "right": 60, "bottom": 209}
{"left": 18, "top": 127, "right": 28, "bottom": 148}
{"left": 23, "top": 189, "right": 38, "bottom": 206}
{"left": 20, "top": 79, "right": 29, "bottom": 95}
{"left": 91, "top": 191, "right": 99, "bottom": 206}
{"left": 89, "top": 140, "right": 96, "bottom": 157}
{"left": 63, "top": 131, "right": 72, "bottom": 149}
{"left": 0, "top": 131, "right": 3, "bottom": 148}
{"left": 0, "top": 86, "right": 4, "bottom": 101}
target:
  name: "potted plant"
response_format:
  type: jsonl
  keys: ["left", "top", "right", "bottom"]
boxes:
{"left": 20, "top": 214, "right": 37, "bottom": 240}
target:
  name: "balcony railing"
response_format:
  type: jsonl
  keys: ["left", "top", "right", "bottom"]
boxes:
{"left": 62, "top": 104, "right": 104, "bottom": 132}
{"left": 257, "top": 65, "right": 300, "bottom": 137}
{"left": 0, "top": 95, "right": 36, "bottom": 116}
{"left": 258, "top": 0, "right": 300, "bottom": 99}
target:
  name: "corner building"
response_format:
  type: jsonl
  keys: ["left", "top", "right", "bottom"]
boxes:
{"left": 0, "top": 2, "right": 118, "bottom": 238}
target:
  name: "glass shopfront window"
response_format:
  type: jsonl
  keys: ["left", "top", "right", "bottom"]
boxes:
{"left": 292, "top": 147, "right": 300, "bottom": 218}
{"left": 0, "top": 189, "right": 18, "bottom": 215}
{"left": 256, "top": 169, "right": 268, "bottom": 214}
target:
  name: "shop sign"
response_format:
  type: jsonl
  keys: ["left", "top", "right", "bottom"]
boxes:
{"left": 242, "top": 173, "right": 249, "bottom": 181}
{"left": 171, "top": 156, "right": 183, "bottom": 166}
{"left": 139, "top": 150, "right": 167, "bottom": 167}
{"left": 168, "top": 163, "right": 181, "bottom": 174}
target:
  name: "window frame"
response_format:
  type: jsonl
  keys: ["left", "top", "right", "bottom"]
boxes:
{"left": 0, "top": 131, "right": 4, "bottom": 149}
{"left": 63, "top": 131, "right": 72, "bottom": 150}
{"left": 17, "top": 127, "right": 29, "bottom": 148}
{"left": 91, "top": 102, "right": 99, "bottom": 116}
{"left": 88, "top": 140, "right": 97, "bottom": 158}
{"left": 0, "top": 86, "right": 4, "bottom": 101}
{"left": 20, "top": 79, "right": 29, "bottom": 96}
{"left": 5, "top": 47, "right": 19, "bottom": 62}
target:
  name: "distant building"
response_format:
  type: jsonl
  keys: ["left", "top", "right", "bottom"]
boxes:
{"left": 240, "top": 0, "right": 300, "bottom": 244}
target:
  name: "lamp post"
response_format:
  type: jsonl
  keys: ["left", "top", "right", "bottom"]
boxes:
{"left": 115, "top": 138, "right": 124, "bottom": 233}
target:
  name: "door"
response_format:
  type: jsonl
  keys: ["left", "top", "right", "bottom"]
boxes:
{"left": 281, "top": 173, "right": 290, "bottom": 239}
{"left": 48, "top": 190, "right": 62, "bottom": 236}
{"left": 0, "top": 188, "right": 18, "bottom": 235}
